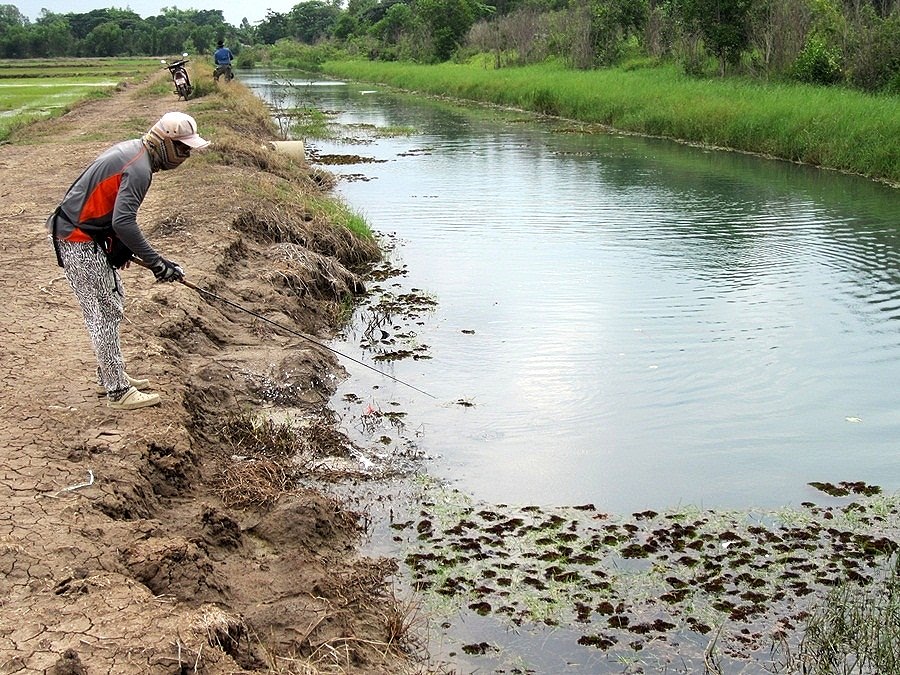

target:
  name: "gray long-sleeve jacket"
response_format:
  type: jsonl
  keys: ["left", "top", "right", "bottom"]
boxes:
{"left": 48, "top": 139, "right": 161, "bottom": 265}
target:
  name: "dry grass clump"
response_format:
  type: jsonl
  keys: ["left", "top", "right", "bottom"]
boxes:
{"left": 234, "top": 206, "right": 321, "bottom": 245}
{"left": 265, "top": 242, "right": 365, "bottom": 301}
{"left": 212, "top": 132, "right": 315, "bottom": 185}
{"left": 215, "top": 412, "right": 302, "bottom": 508}
{"left": 217, "top": 459, "right": 296, "bottom": 509}
{"left": 190, "top": 604, "right": 248, "bottom": 655}
{"left": 211, "top": 81, "right": 278, "bottom": 138}
{"left": 296, "top": 416, "right": 355, "bottom": 460}
{"left": 191, "top": 82, "right": 323, "bottom": 185}
{"left": 233, "top": 205, "right": 379, "bottom": 268}
{"left": 220, "top": 412, "right": 299, "bottom": 459}
{"left": 214, "top": 412, "right": 363, "bottom": 507}
{"left": 292, "top": 557, "right": 422, "bottom": 672}
{"left": 211, "top": 126, "right": 317, "bottom": 183}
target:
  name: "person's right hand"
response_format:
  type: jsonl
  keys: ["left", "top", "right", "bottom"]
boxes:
{"left": 151, "top": 256, "right": 184, "bottom": 282}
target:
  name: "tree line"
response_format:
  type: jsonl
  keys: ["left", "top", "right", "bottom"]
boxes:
{"left": 1, "top": 0, "right": 898, "bottom": 92}
{"left": 0, "top": 5, "right": 246, "bottom": 58}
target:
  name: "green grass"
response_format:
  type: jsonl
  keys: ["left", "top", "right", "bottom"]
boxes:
{"left": 0, "top": 57, "right": 158, "bottom": 79}
{"left": 307, "top": 194, "right": 374, "bottom": 240}
{"left": 289, "top": 106, "right": 332, "bottom": 139}
{"left": 0, "top": 79, "right": 118, "bottom": 110}
{"left": 320, "top": 59, "right": 900, "bottom": 185}
{"left": 0, "top": 57, "right": 158, "bottom": 142}
{"left": 768, "top": 556, "right": 900, "bottom": 673}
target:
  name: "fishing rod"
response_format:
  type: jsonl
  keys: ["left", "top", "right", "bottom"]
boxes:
{"left": 135, "top": 260, "right": 436, "bottom": 398}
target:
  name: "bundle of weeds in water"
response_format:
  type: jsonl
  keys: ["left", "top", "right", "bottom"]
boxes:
{"left": 220, "top": 412, "right": 300, "bottom": 460}
{"left": 217, "top": 459, "right": 294, "bottom": 509}
{"left": 299, "top": 417, "right": 356, "bottom": 460}
{"left": 265, "top": 242, "right": 365, "bottom": 301}
{"left": 789, "top": 555, "right": 900, "bottom": 673}
{"left": 216, "top": 412, "right": 363, "bottom": 506}
{"left": 216, "top": 412, "right": 304, "bottom": 508}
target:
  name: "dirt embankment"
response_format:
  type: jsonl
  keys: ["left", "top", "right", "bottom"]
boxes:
{"left": 0, "top": 73, "right": 415, "bottom": 673}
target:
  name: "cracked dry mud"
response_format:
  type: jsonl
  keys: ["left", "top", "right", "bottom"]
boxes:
{"left": 0, "top": 80, "right": 408, "bottom": 673}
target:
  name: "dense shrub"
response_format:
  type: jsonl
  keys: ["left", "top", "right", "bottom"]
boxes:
{"left": 234, "top": 46, "right": 258, "bottom": 68}
{"left": 792, "top": 34, "right": 843, "bottom": 84}
{"left": 846, "top": 13, "right": 900, "bottom": 92}
{"left": 267, "top": 39, "right": 339, "bottom": 70}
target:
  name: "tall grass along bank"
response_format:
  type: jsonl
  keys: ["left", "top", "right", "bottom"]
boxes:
{"left": 321, "top": 60, "right": 899, "bottom": 186}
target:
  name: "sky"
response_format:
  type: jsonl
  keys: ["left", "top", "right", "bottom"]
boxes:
{"left": 12, "top": 0, "right": 298, "bottom": 26}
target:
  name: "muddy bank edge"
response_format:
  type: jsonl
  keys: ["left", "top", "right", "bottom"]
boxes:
{"left": 0, "top": 70, "right": 417, "bottom": 673}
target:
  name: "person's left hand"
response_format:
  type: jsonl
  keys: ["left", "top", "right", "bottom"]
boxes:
{"left": 151, "top": 256, "right": 184, "bottom": 282}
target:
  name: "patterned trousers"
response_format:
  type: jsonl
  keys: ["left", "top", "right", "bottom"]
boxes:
{"left": 56, "top": 239, "right": 130, "bottom": 398}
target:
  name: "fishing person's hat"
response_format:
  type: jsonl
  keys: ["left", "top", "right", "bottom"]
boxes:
{"left": 144, "top": 112, "right": 209, "bottom": 171}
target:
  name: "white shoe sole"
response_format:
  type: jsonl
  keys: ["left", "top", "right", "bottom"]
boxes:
{"left": 107, "top": 387, "right": 160, "bottom": 410}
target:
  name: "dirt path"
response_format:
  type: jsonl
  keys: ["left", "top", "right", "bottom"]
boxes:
{"left": 0, "top": 77, "right": 409, "bottom": 673}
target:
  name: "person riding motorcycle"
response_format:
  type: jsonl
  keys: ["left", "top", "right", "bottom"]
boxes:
{"left": 213, "top": 40, "right": 234, "bottom": 83}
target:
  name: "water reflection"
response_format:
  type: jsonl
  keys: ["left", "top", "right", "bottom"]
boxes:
{"left": 243, "top": 70, "right": 900, "bottom": 513}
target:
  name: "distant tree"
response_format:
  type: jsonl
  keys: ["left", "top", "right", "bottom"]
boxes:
{"left": 846, "top": 9, "right": 900, "bottom": 91}
{"left": 333, "top": 12, "right": 360, "bottom": 39}
{"left": 0, "top": 24, "right": 28, "bottom": 56}
{"left": 30, "top": 16, "right": 74, "bottom": 56}
{"left": 84, "top": 20, "right": 126, "bottom": 56}
{"left": 257, "top": 10, "right": 289, "bottom": 44}
{"left": 0, "top": 4, "right": 27, "bottom": 29}
{"left": 287, "top": 0, "right": 341, "bottom": 42}
{"left": 189, "top": 23, "right": 216, "bottom": 52}
{"left": 467, "top": 7, "right": 547, "bottom": 66}
{"left": 748, "top": 0, "right": 815, "bottom": 77}
{"left": 237, "top": 17, "right": 256, "bottom": 44}
{"left": 65, "top": 8, "right": 141, "bottom": 41}
{"left": 414, "top": 0, "right": 486, "bottom": 60}
{"left": 793, "top": 33, "right": 842, "bottom": 82}
{"left": 158, "top": 23, "right": 191, "bottom": 54}
{"left": 191, "top": 8, "right": 226, "bottom": 26}
{"left": 588, "top": 0, "right": 648, "bottom": 64}
{"left": 347, "top": 0, "right": 386, "bottom": 26}
{"left": 678, "top": 0, "right": 753, "bottom": 75}
{"left": 554, "top": 0, "right": 593, "bottom": 68}
{"left": 370, "top": 2, "right": 415, "bottom": 43}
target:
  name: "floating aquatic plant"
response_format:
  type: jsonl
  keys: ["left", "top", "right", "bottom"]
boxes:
{"left": 392, "top": 481, "right": 900, "bottom": 669}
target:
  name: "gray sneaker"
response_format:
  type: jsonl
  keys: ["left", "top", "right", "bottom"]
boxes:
{"left": 107, "top": 386, "right": 160, "bottom": 410}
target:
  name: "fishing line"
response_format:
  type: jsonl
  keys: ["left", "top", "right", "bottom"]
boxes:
{"left": 134, "top": 261, "right": 436, "bottom": 398}
{"left": 181, "top": 278, "right": 436, "bottom": 399}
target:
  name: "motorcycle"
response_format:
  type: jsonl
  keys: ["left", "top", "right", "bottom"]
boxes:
{"left": 213, "top": 63, "right": 234, "bottom": 83}
{"left": 161, "top": 53, "right": 192, "bottom": 100}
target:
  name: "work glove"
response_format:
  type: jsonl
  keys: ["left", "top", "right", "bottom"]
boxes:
{"left": 151, "top": 256, "right": 184, "bottom": 282}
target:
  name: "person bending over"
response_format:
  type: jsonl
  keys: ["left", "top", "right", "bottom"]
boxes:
{"left": 47, "top": 111, "right": 210, "bottom": 410}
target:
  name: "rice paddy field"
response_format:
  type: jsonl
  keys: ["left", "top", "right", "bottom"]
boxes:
{"left": 0, "top": 58, "right": 159, "bottom": 141}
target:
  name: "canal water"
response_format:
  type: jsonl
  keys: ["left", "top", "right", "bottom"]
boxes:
{"left": 240, "top": 70, "right": 900, "bottom": 673}
{"left": 242, "top": 71, "right": 900, "bottom": 514}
